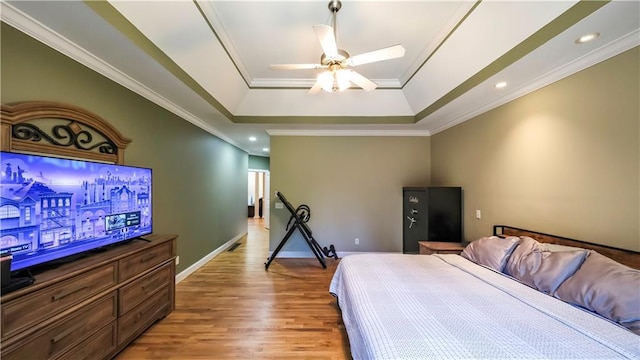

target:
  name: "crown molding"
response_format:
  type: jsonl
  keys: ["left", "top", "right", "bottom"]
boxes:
{"left": 195, "top": 0, "right": 253, "bottom": 87}
{"left": 0, "top": 2, "right": 244, "bottom": 151}
{"left": 266, "top": 129, "right": 431, "bottom": 137}
{"left": 250, "top": 78, "right": 318, "bottom": 88}
{"left": 250, "top": 78, "right": 403, "bottom": 88}
{"left": 426, "top": 29, "right": 640, "bottom": 135}
{"left": 399, "top": 1, "right": 479, "bottom": 85}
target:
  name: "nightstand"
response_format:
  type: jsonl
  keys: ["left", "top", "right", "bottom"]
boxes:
{"left": 419, "top": 241, "right": 466, "bottom": 255}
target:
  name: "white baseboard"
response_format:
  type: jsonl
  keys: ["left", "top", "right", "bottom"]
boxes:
{"left": 175, "top": 231, "right": 246, "bottom": 284}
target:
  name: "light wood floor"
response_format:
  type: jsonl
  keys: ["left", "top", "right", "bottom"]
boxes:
{"left": 116, "top": 218, "right": 350, "bottom": 360}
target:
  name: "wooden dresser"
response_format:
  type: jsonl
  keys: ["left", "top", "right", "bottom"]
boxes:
{"left": 0, "top": 234, "right": 177, "bottom": 360}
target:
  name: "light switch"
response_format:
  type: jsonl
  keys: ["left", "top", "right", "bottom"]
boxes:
{"left": 476, "top": 210, "right": 481, "bottom": 219}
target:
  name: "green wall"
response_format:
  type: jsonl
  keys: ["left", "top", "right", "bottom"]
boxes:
{"left": 249, "top": 155, "right": 270, "bottom": 171}
{"left": 270, "top": 136, "right": 431, "bottom": 253}
{"left": 1, "top": 23, "right": 249, "bottom": 272}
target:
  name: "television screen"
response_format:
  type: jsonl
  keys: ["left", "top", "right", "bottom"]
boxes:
{"left": 0, "top": 151, "right": 152, "bottom": 272}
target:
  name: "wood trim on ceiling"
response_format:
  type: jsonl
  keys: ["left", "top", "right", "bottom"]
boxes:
{"left": 233, "top": 115, "right": 415, "bottom": 125}
{"left": 84, "top": 0, "right": 607, "bottom": 126}
{"left": 83, "top": 0, "right": 234, "bottom": 121}
{"left": 199, "top": 1, "right": 482, "bottom": 91}
{"left": 266, "top": 129, "right": 431, "bottom": 137}
{"left": 414, "top": 0, "right": 610, "bottom": 121}
{"left": 192, "top": 0, "right": 250, "bottom": 88}
{"left": 402, "top": 0, "right": 482, "bottom": 87}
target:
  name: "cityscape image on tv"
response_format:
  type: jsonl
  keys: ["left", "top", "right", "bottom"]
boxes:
{"left": 0, "top": 152, "right": 152, "bottom": 271}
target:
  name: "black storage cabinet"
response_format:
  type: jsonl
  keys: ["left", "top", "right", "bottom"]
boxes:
{"left": 402, "top": 187, "right": 462, "bottom": 253}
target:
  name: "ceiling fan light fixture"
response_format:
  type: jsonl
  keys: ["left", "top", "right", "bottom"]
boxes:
{"left": 318, "top": 71, "right": 334, "bottom": 92}
{"left": 336, "top": 69, "right": 351, "bottom": 91}
{"left": 317, "top": 70, "right": 351, "bottom": 92}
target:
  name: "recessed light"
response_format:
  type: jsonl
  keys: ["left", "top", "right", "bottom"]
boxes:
{"left": 575, "top": 32, "right": 599, "bottom": 44}
{"left": 262, "top": 148, "right": 269, "bottom": 152}
{"left": 249, "top": 136, "right": 257, "bottom": 141}
{"left": 495, "top": 81, "right": 507, "bottom": 89}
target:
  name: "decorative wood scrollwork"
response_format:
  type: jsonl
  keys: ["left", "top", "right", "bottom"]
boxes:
{"left": 12, "top": 122, "right": 117, "bottom": 154}
{"left": 1, "top": 101, "right": 131, "bottom": 164}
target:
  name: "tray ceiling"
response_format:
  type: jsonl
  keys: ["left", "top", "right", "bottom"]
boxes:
{"left": 2, "top": 1, "right": 638, "bottom": 155}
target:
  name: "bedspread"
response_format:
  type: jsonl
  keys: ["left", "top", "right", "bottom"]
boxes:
{"left": 329, "top": 253, "right": 640, "bottom": 360}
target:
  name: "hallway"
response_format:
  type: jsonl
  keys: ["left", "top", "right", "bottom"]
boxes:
{"left": 116, "top": 218, "right": 349, "bottom": 359}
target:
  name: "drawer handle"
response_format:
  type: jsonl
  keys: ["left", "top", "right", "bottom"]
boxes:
{"left": 139, "top": 254, "right": 157, "bottom": 263}
{"left": 51, "top": 323, "right": 84, "bottom": 344}
{"left": 51, "top": 286, "right": 90, "bottom": 302}
{"left": 141, "top": 283, "right": 157, "bottom": 292}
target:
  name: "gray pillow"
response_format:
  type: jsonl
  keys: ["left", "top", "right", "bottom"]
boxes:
{"left": 504, "top": 236, "right": 545, "bottom": 276}
{"left": 515, "top": 249, "right": 588, "bottom": 294}
{"left": 505, "top": 237, "right": 588, "bottom": 294}
{"left": 461, "top": 236, "right": 520, "bottom": 272}
{"left": 555, "top": 251, "right": 640, "bottom": 334}
{"left": 544, "top": 243, "right": 584, "bottom": 252}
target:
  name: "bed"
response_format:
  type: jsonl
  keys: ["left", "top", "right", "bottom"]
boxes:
{"left": 330, "top": 225, "right": 640, "bottom": 359}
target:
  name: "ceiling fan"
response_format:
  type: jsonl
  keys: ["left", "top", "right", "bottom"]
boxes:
{"left": 269, "top": 0, "right": 405, "bottom": 94}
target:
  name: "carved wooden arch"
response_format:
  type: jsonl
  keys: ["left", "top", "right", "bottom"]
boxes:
{"left": 1, "top": 101, "right": 131, "bottom": 164}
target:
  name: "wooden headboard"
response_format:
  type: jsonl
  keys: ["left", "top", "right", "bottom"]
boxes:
{"left": 1, "top": 101, "right": 131, "bottom": 164}
{"left": 493, "top": 225, "right": 640, "bottom": 269}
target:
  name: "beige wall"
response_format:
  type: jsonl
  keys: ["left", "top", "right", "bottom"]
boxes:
{"left": 270, "top": 136, "right": 430, "bottom": 253}
{"left": 431, "top": 47, "right": 639, "bottom": 251}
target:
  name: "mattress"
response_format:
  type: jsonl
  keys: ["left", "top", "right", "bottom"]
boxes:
{"left": 329, "top": 253, "right": 640, "bottom": 360}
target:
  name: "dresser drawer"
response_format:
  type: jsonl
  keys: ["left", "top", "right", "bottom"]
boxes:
{"left": 118, "top": 286, "right": 170, "bottom": 345}
{"left": 119, "top": 242, "right": 172, "bottom": 282}
{"left": 1, "top": 292, "right": 117, "bottom": 360}
{"left": 119, "top": 263, "right": 172, "bottom": 316}
{"left": 57, "top": 322, "right": 117, "bottom": 360}
{"left": 1, "top": 263, "right": 117, "bottom": 340}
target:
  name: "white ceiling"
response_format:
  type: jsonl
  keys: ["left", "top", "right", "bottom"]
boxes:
{"left": 2, "top": 1, "right": 639, "bottom": 156}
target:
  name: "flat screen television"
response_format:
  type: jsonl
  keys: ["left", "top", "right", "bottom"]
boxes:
{"left": 0, "top": 151, "right": 152, "bottom": 272}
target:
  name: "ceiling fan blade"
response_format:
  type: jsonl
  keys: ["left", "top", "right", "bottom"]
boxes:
{"left": 347, "top": 70, "right": 377, "bottom": 91}
{"left": 313, "top": 24, "right": 338, "bottom": 58}
{"left": 348, "top": 45, "right": 405, "bottom": 66}
{"left": 309, "top": 80, "right": 323, "bottom": 94}
{"left": 270, "top": 64, "right": 325, "bottom": 70}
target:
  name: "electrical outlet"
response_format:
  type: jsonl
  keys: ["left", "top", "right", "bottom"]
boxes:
{"left": 476, "top": 210, "right": 482, "bottom": 219}
{"left": 176, "top": 256, "right": 180, "bottom": 265}
{"left": 355, "top": 238, "right": 360, "bottom": 245}
{"left": 275, "top": 202, "right": 284, "bottom": 209}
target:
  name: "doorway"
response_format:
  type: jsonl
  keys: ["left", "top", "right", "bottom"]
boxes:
{"left": 248, "top": 170, "right": 270, "bottom": 229}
